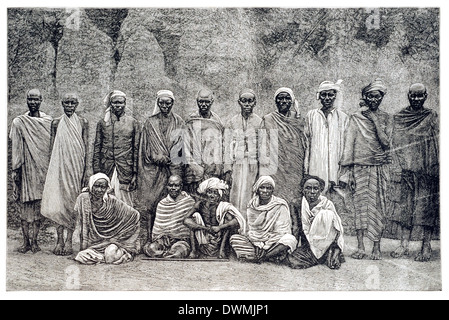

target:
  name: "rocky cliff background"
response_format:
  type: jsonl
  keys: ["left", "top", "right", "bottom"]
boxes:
{"left": 7, "top": 7, "right": 440, "bottom": 236}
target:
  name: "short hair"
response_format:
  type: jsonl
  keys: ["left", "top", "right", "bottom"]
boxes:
{"left": 300, "top": 175, "right": 326, "bottom": 192}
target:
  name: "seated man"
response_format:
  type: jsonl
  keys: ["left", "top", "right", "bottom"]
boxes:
{"left": 287, "top": 175, "right": 345, "bottom": 270}
{"left": 230, "top": 176, "right": 298, "bottom": 264}
{"left": 143, "top": 175, "right": 196, "bottom": 259}
{"left": 74, "top": 173, "right": 141, "bottom": 265}
{"left": 184, "top": 178, "right": 246, "bottom": 259}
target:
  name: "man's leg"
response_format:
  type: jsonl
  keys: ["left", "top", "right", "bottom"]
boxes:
{"left": 371, "top": 240, "right": 382, "bottom": 260}
{"left": 31, "top": 219, "right": 41, "bottom": 253}
{"left": 63, "top": 228, "right": 74, "bottom": 256}
{"left": 189, "top": 230, "right": 199, "bottom": 258}
{"left": 218, "top": 230, "right": 230, "bottom": 259}
{"left": 265, "top": 244, "right": 289, "bottom": 263}
{"left": 351, "top": 229, "right": 367, "bottom": 259}
{"left": 415, "top": 226, "right": 433, "bottom": 262}
{"left": 326, "top": 243, "right": 344, "bottom": 270}
{"left": 53, "top": 225, "right": 65, "bottom": 255}
{"left": 391, "top": 225, "right": 411, "bottom": 258}
{"left": 18, "top": 219, "right": 31, "bottom": 253}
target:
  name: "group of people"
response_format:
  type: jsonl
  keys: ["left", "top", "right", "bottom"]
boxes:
{"left": 9, "top": 78, "right": 439, "bottom": 270}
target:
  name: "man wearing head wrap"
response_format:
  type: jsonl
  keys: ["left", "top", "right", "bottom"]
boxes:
{"left": 287, "top": 175, "right": 345, "bottom": 270}
{"left": 258, "top": 87, "right": 306, "bottom": 204}
{"left": 184, "top": 89, "right": 225, "bottom": 197}
{"left": 230, "top": 176, "right": 298, "bottom": 264}
{"left": 223, "top": 89, "right": 263, "bottom": 217}
{"left": 138, "top": 90, "right": 185, "bottom": 246}
{"left": 9, "top": 89, "right": 52, "bottom": 254}
{"left": 339, "top": 79, "right": 393, "bottom": 260}
{"left": 304, "top": 80, "right": 348, "bottom": 195}
{"left": 92, "top": 90, "right": 140, "bottom": 207}
{"left": 183, "top": 177, "right": 246, "bottom": 259}
{"left": 389, "top": 83, "right": 439, "bottom": 262}
{"left": 74, "top": 173, "right": 141, "bottom": 265}
{"left": 41, "top": 93, "right": 89, "bottom": 256}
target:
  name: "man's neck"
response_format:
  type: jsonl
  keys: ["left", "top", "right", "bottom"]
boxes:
{"left": 241, "top": 112, "right": 251, "bottom": 120}
{"left": 320, "top": 106, "right": 335, "bottom": 115}
{"left": 200, "top": 111, "right": 212, "bottom": 119}
{"left": 408, "top": 105, "right": 425, "bottom": 113}
{"left": 28, "top": 110, "right": 40, "bottom": 117}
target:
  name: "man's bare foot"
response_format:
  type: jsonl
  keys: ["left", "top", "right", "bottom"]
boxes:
{"left": 391, "top": 246, "right": 409, "bottom": 259}
{"left": 218, "top": 250, "right": 227, "bottom": 259}
{"left": 327, "top": 248, "right": 342, "bottom": 270}
{"left": 18, "top": 243, "right": 31, "bottom": 254}
{"left": 189, "top": 251, "right": 199, "bottom": 259}
{"left": 370, "top": 247, "right": 382, "bottom": 260}
{"left": 53, "top": 243, "right": 64, "bottom": 255}
{"left": 415, "top": 243, "right": 432, "bottom": 262}
{"left": 31, "top": 241, "right": 41, "bottom": 253}
{"left": 62, "top": 247, "right": 73, "bottom": 256}
{"left": 351, "top": 250, "right": 367, "bottom": 260}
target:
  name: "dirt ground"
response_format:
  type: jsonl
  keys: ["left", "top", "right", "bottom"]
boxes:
{"left": 5, "top": 227, "right": 442, "bottom": 292}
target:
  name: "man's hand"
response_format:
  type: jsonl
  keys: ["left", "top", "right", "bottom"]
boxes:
{"left": 362, "top": 110, "right": 379, "bottom": 124}
{"left": 255, "top": 246, "right": 267, "bottom": 263}
{"left": 129, "top": 173, "right": 137, "bottom": 191}
{"left": 211, "top": 226, "right": 221, "bottom": 234}
{"left": 348, "top": 171, "right": 356, "bottom": 193}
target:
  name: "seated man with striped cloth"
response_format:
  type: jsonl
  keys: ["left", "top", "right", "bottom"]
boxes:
{"left": 143, "top": 175, "right": 196, "bottom": 259}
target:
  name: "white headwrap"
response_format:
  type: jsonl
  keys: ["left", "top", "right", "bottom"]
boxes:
{"left": 197, "top": 177, "right": 229, "bottom": 197}
{"left": 88, "top": 173, "right": 112, "bottom": 202}
{"left": 153, "top": 90, "right": 175, "bottom": 116}
{"left": 252, "top": 175, "right": 276, "bottom": 197}
{"left": 274, "top": 87, "right": 301, "bottom": 119}
{"left": 316, "top": 79, "right": 344, "bottom": 110}
{"left": 103, "top": 90, "right": 127, "bottom": 124}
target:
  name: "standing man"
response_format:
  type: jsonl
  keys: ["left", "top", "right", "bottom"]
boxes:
{"left": 138, "top": 90, "right": 185, "bottom": 246}
{"left": 224, "top": 89, "right": 262, "bottom": 216}
{"left": 9, "top": 89, "right": 52, "bottom": 253}
{"left": 339, "top": 79, "right": 392, "bottom": 260}
{"left": 184, "top": 89, "right": 226, "bottom": 197}
{"left": 93, "top": 90, "right": 139, "bottom": 207}
{"left": 390, "top": 83, "right": 439, "bottom": 262}
{"left": 41, "top": 93, "right": 89, "bottom": 256}
{"left": 304, "top": 80, "right": 348, "bottom": 194}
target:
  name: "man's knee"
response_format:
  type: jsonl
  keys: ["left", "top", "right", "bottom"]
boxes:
{"left": 104, "top": 244, "right": 124, "bottom": 264}
{"left": 143, "top": 241, "right": 164, "bottom": 258}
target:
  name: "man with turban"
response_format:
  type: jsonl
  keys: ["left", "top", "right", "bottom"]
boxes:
{"left": 304, "top": 80, "right": 348, "bottom": 194}
{"left": 10, "top": 89, "right": 52, "bottom": 254}
{"left": 93, "top": 90, "right": 140, "bottom": 206}
{"left": 74, "top": 173, "right": 141, "bottom": 265}
{"left": 224, "top": 88, "right": 263, "bottom": 217}
{"left": 184, "top": 89, "right": 226, "bottom": 198}
{"left": 339, "top": 79, "right": 393, "bottom": 260}
{"left": 287, "top": 175, "right": 345, "bottom": 270}
{"left": 230, "top": 176, "right": 298, "bottom": 264}
{"left": 138, "top": 90, "right": 185, "bottom": 248}
{"left": 389, "top": 83, "right": 439, "bottom": 262}
{"left": 258, "top": 87, "right": 306, "bottom": 204}
{"left": 41, "top": 92, "right": 89, "bottom": 256}
{"left": 184, "top": 177, "right": 246, "bottom": 259}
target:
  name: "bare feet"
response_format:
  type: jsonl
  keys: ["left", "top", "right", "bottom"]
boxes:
{"left": 218, "top": 249, "right": 227, "bottom": 259}
{"left": 189, "top": 251, "right": 199, "bottom": 259}
{"left": 415, "top": 243, "right": 432, "bottom": 262}
{"left": 31, "top": 241, "right": 41, "bottom": 253}
{"left": 62, "top": 247, "right": 73, "bottom": 256}
{"left": 53, "top": 243, "right": 64, "bottom": 255}
{"left": 391, "top": 245, "right": 410, "bottom": 259}
{"left": 370, "top": 245, "right": 382, "bottom": 260}
{"left": 18, "top": 242, "right": 31, "bottom": 254}
{"left": 326, "top": 248, "right": 342, "bottom": 270}
{"left": 351, "top": 250, "right": 367, "bottom": 260}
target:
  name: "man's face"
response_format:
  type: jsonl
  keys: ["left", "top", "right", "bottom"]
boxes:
{"left": 158, "top": 97, "right": 174, "bottom": 116}
{"left": 110, "top": 96, "right": 126, "bottom": 118}
{"left": 62, "top": 97, "right": 79, "bottom": 117}
{"left": 27, "top": 93, "right": 42, "bottom": 113}
{"left": 303, "top": 179, "right": 321, "bottom": 204}
{"left": 363, "top": 90, "right": 384, "bottom": 111}
{"left": 258, "top": 183, "right": 274, "bottom": 202}
{"left": 238, "top": 93, "right": 256, "bottom": 117}
{"left": 197, "top": 96, "right": 214, "bottom": 115}
{"left": 275, "top": 92, "right": 292, "bottom": 114}
{"left": 408, "top": 89, "right": 427, "bottom": 111}
{"left": 91, "top": 179, "right": 109, "bottom": 200}
{"left": 206, "top": 188, "right": 221, "bottom": 205}
{"left": 167, "top": 177, "right": 182, "bottom": 199}
{"left": 319, "top": 89, "right": 337, "bottom": 110}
